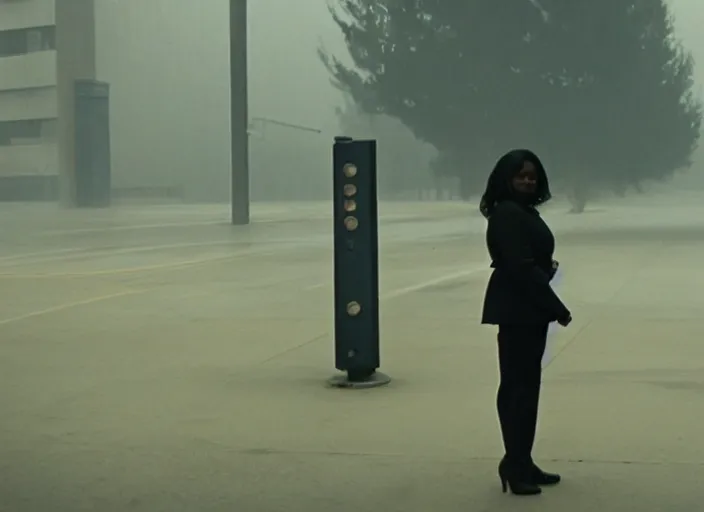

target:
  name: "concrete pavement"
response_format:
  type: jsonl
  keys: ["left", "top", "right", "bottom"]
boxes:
{"left": 1, "top": 199, "right": 704, "bottom": 511}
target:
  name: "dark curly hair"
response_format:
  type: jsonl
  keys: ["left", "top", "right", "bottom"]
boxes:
{"left": 479, "top": 149, "right": 552, "bottom": 218}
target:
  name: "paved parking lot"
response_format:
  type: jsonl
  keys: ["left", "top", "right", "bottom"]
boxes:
{"left": 1, "top": 199, "right": 703, "bottom": 511}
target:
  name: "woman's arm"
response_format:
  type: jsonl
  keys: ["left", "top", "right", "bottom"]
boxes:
{"left": 488, "top": 203, "right": 570, "bottom": 321}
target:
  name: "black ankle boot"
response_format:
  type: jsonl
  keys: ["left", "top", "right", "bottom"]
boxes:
{"left": 498, "top": 459, "right": 541, "bottom": 496}
{"left": 530, "top": 463, "right": 561, "bottom": 486}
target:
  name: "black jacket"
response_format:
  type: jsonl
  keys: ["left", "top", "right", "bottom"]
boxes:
{"left": 481, "top": 200, "right": 570, "bottom": 325}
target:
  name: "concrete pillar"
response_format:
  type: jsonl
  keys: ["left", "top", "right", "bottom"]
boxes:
{"left": 55, "top": 0, "right": 96, "bottom": 207}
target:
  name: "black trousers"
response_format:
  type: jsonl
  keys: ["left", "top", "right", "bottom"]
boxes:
{"left": 496, "top": 323, "right": 549, "bottom": 470}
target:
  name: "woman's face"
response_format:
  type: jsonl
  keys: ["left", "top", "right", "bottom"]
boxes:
{"left": 512, "top": 161, "right": 538, "bottom": 195}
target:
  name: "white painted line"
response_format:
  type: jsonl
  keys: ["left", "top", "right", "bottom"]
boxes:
{"left": 381, "top": 267, "right": 487, "bottom": 299}
{"left": 304, "top": 282, "right": 328, "bottom": 291}
{"left": 0, "top": 289, "right": 146, "bottom": 326}
{"left": 303, "top": 266, "right": 488, "bottom": 296}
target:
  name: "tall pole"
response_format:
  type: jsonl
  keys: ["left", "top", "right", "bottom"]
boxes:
{"left": 229, "top": 0, "right": 250, "bottom": 225}
{"left": 55, "top": 0, "right": 97, "bottom": 207}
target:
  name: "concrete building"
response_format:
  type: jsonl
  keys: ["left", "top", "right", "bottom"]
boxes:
{"left": 0, "top": 0, "right": 344, "bottom": 203}
{"left": 0, "top": 0, "right": 57, "bottom": 200}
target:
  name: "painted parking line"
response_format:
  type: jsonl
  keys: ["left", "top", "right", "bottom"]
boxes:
{"left": 0, "top": 289, "right": 147, "bottom": 327}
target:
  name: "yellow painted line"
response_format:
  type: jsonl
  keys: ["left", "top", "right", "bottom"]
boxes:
{"left": 0, "top": 251, "right": 274, "bottom": 279}
{"left": 39, "top": 220, "right": 223, "bottom": 236}
{"left": 0, "top": 247, "right": 87, "bottom": 263}
{"left": 0, "top": 240, "right": 240, "bottom": 268}
{"left": 0, "top": 289, "right": 146, "bottom": 327}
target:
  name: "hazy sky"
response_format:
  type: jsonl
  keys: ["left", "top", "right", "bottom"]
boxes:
{"left": 669, "top": 0, "right": 704, "bottom": 87}
{"left": 93, "top": 0, "right": 704, "bottom": 197}
{"left": 250, "top": 0, "right": 704, "bottom": 191}
{"left": 251, "top": 0, "right": 704, "bottom": 128}
{"left": 249, "top": 0, "right": 346, "bottom": 133}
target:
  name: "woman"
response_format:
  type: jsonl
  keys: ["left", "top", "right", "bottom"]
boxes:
{"left": 480, "top": 149, "right": 572, "bottom": 496}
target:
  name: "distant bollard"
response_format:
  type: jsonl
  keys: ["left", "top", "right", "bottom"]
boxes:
{"left": 327, "top": 136, "right": 391, "bottom": 389}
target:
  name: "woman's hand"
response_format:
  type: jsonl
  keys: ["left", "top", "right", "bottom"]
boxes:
{"left": 549, "top": 259, "right": 559, "bottom": 280}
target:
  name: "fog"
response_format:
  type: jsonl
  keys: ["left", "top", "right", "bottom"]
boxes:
{"left": 96, "top": 0, "right": 346, "bottom": 201}
{"left": 665, "top": 0, "right": 704, "bottom": 188}
{"left": 95, "top": 0, "right": 435, "bottom": 202}
{"left": 90, "top": 0, "right": 704, "bottom": 201}
{"left": 3, "top": 1, "right": 704, "bottom": 510}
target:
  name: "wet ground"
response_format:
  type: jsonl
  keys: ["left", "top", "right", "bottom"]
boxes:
{"left": 1, "top": 198, "right": 704, "bottom": 511}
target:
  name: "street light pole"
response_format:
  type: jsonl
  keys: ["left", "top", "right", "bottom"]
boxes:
{"left": 229, "top": 0, "right": 250, "bottom": 225}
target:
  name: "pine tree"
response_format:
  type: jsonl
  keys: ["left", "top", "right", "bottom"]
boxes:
{"left": 535, "top": 0, "right": 702, "bottom": 211}
{"left": 335, "top": 96, "right": 437, "bottom": 198}
{"left": 321, "top": 0, "right": 702, "bottom": 209}
{"left": 320, "top": 1, "right": 549, "bottom": 179}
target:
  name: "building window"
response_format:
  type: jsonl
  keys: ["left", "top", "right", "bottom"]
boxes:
{"left": 0, "top": 26, "right": 56, "bottom": 58}
{"left": 0, "top": 118, "right": 57, "bottom": 146}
